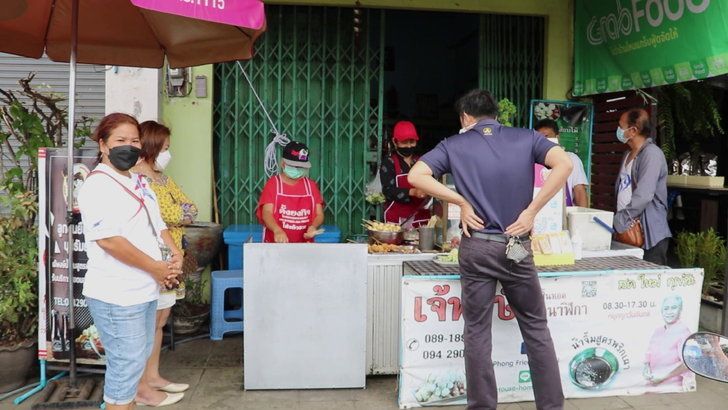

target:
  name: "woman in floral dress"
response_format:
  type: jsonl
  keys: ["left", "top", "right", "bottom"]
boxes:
{"left": 132, "top": 121, "right": 198, "bottom": 406}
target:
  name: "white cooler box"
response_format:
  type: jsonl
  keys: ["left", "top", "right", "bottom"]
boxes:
{"left": 566, "top": 207, "right": 614, "bottom": 251}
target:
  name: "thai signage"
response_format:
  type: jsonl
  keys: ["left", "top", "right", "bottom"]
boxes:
{"left": 38, "top": 148, "right": 105, "bottom": 365}
{"left": 574, "top": 0, "right": 728, "bottom": 95}
{"left": 399, "top": 269, "right": 703, "bottom": 408}
{"left": 529, "top": 100, "right": 593, "bottom": 234}
{"left": 529, "top": 100, "right": 592, "bottom": 173}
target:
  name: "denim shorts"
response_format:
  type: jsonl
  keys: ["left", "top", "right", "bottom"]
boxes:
{"left": 86, "top": 298, "right": 157, "bottom": 405}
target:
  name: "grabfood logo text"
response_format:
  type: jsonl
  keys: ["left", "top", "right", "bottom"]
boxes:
{"left": 587, "top": 0, "right": 711, "bottom": 46}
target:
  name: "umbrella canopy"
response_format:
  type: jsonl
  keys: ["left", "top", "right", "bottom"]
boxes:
{"left": 0, "top": 0, "right": 266, "bottom": 395}
{"left": 0, "top": 0, "right": 266, "bottom": 68}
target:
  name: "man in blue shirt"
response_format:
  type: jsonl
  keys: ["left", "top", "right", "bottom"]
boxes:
{"left": 409, "top": 89, "right": 572, "bottom": 410}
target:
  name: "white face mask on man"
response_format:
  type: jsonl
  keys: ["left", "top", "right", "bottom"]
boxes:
{"left": 458, "top": 114, "right": 483, "bottom": 134}
{"left": 459, "top": 123, "right": 478, "bottom": 134}
{"left": 155, "top": 150, "right": 172, "bottom": 171}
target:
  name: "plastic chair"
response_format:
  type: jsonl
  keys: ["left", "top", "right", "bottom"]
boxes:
{"left": 210, "top": 269, "right": 244, "bottom": 341}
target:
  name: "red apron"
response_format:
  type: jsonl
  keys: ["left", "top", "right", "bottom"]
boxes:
{"left": 383, "top": 154, "right": 431, "bottom": 228}
{"left": 263, "top": 176, "right": 316, "bottom": 243}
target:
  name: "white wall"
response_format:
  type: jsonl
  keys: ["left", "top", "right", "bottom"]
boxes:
{"left": 105, "top": 67, "right": 161, "bottom": 121}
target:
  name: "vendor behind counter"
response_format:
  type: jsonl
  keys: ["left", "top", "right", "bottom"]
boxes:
{"left": 381, "top": 120, "right": 432, "bottom": 229}
{"left": 256, "top": 141, "right": 325, "bottom": 243}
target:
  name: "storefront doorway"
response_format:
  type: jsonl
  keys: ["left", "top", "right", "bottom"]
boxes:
{"left": 213, "top": 5, "right": 546, "bottom": 237}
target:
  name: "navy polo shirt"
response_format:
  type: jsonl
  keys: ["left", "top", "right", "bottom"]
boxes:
{"left": 420, "top": 119, "right": 557, "bottom": 234}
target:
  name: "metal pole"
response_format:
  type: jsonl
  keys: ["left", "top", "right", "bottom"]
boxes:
{"left": 722, "top": 259, "right": 728, "bottom": 337}
{"left": 11, "top": 361, "right": 68, "bottom": 405}
{"left": 65, "top": 0, "right": 79, "bottom": 390}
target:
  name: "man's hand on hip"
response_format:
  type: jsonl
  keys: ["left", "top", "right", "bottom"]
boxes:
{"left": 506, "top": 208, "right": 536, "bottom": 237}
{"left": 460, "top": 201, "right": 484, "bottom": 237}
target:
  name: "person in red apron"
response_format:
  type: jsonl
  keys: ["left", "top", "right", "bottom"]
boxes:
{"left": 257, "top": 141, "right": 325, "bottom": 243}
{"left": 380, "top": 120, "right": 431, "bottom": 228}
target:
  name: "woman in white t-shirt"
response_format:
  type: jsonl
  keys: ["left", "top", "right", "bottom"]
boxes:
{"left": 78, "top": 113, "right": 184, "bottom": 410}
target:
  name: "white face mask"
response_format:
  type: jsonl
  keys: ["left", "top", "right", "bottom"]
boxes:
{"left": 155, "top": 150, "right": 172, "bottom": 171}
{"left": 459, "top": 122, "right": 478, "bottom": 134}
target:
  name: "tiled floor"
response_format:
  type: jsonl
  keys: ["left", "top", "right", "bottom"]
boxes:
{"left": 6, "top": 335, "right": 728, "bottom": 409}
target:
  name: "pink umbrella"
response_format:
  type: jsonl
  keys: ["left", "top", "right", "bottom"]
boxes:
{"left": 0, "top": 0, "right": 265, "bottom": 399}
{"left": 1, "top": 0, "right": 265, "bottom": 68}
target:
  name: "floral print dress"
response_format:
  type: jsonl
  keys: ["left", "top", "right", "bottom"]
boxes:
{"left": 144, "top": 174, "right": 198, "bottom": 299}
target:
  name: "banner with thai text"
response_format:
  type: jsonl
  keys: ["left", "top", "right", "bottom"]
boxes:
{"left": 529, "top": 100, "right": 593, "bottom": 178}
{"left": 574, "top": 0, "right": 728, "bottom": 96}
{"left": 38, "top": 148, "right": 105, "bottom": 365}
{"left": 399, "top": 269, "right": 703, "bottom": 408}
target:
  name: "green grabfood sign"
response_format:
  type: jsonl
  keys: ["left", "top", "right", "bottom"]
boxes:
{"left": 574, "top": 0, "right": 728, "bottom": 96}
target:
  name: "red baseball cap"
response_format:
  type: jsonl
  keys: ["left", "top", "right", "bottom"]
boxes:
{"left": 393, "top": 121, "right": 419, "bottom": 142}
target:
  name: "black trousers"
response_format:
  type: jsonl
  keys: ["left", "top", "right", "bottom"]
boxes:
{"left": 458, "top": 236, "right": 564, "bottom": 410}
{"left": 643, "top": 237, "right": 670, "bottom": 266}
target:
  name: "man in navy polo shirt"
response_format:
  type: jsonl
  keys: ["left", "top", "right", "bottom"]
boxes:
{"left": 409, "top": 89, "right": 572, "bottom": 410}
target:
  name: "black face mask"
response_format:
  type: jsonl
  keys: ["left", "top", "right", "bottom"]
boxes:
{"left": 397, "top": 147, "right": 416, "bottom": 157}
{"left": 107, "top": 145, "right": 141, "bottom": 171}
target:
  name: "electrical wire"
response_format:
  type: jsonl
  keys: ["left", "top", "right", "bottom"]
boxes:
{"left": 236, "top": 61, "right": 289, "bottom": 177}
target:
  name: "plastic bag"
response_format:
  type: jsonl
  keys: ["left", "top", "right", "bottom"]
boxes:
{"left": 700, "top": 153, "right": 718, "bottom": 177}
{"left": 679, "top": 152, "right": 692, "bottom": 176}
{"left": 365, "top": 169, "right": 385, "bottom": 205}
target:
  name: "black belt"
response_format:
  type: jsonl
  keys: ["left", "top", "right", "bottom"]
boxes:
{"left": 470, "top": 232, "right": 528, "bottom": 243}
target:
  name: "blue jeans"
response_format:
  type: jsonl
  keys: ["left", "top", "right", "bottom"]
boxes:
{"left": 86, "top": 298, "right": 157, "bottom": 405}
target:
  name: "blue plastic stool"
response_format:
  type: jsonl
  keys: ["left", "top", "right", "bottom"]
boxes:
{"left": 210, "top": 270, "right": 244, "bottom": 341}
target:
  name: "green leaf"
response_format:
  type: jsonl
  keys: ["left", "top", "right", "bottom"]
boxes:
{"left": 4, "top": 166, "right": 22, "bottom": 181}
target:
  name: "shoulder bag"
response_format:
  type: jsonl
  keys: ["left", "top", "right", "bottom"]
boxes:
{"left": 614, "top": 211, "right": 644, "bottom": 248}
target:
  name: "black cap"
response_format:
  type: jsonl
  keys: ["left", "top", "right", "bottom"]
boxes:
{"left": 282, "top": 141, "right": 311, "bottom": 168}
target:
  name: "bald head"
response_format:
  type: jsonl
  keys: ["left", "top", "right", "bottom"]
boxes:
{"left": 620, "top": 108, "right": 651, "bottom": 138}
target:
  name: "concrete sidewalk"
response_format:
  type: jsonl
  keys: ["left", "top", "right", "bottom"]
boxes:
{"left": 6, "top": 335, "right": 727, "bottom": 409}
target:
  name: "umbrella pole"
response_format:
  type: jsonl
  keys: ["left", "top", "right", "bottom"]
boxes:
{"left": 65, "top": 0, "right": 79, "bottom": 391}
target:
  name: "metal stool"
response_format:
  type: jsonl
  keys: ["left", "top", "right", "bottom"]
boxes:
{"left": 210, "top": 269, "right": 244, "bottom": 340}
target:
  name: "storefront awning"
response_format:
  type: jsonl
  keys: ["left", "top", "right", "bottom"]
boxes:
{"left": 573, "top": 0, "right": 728, "bottom": 96}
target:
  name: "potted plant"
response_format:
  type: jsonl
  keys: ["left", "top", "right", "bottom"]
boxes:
{"left": 497, "top": 98, "right": 518, "bottom": 127}
{"left": 655, "top": 81, "right": 723, "bottom": 163}
{"left": 0, "top": 191, "right": 39, "bottom": 393}
{"left": 172, "top": 277, "right": 210, "bottom": 335}
{"left": 0, "top": 75, "right": 92, "bottom": 393}
{"left": 676, "top": 229, "right": 727, "bottom": 332}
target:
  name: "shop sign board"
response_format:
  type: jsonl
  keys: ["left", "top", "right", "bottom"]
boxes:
{"left": 529, "top": 100, "right": 593, "bottom": 175}
{"left": 37, "top": 148, "right": 105, "bottom": 365}
{"left": 529, "top": 100, "right": 593, "bottom": 234}
{"left": 574, "top": 0, "right": 728, "bottom": 95}
{"left": 399, "top": 269, "right": 703, "bottom": 408}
